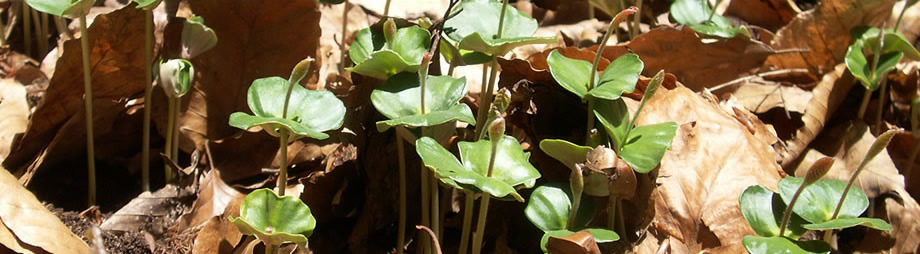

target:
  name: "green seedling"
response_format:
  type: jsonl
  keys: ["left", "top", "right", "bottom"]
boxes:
{"left": 444, "top": 0, "right": 556, "bottom": 139}
{"left": 845, "top": 27, "right": 920, "bottom": 125}
{"left": 415, "top": 117, "right": 541, "bottom": 254}
{"left": 669, "top": 0, "right": 749, "bottom": 39}
{"left": 230, "top": 188, "right": 317, "bottom": 253}
{"left": 229, "top": 58, "right": 346, "bottom": 196}
{"left": 348, "top": 18, "right": 431, "bottom": 80}
{"left": 525, "top": 184, "right": 619, "bottom": 253}
{"left": 134, "top": 0, "right": 163, "bottom": 192}
{"left": 157, "top": 59, "right": 194, "bottom": 184}
{"left": 26, "top": 0, "right": 96, "bottom": 205}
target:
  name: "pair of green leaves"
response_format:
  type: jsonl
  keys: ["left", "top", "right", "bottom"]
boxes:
{"left": 230, "top": 189, "right": 317, "bottom": 249}
{"left": 371, "top": 72, "right": 475, "bottom": 132}
{"left": 348, "top": 20, "right": 431, "bottom": 80}
{"left": 229, "top": 76, "right": 346, "bottom": 141}
{"left": 669, "top": 0, "right": 749, "bottom": 38}
{"left": 547, "top": 50, "right": 643, "bottom": 102}
{"left": 739, "top": 177, "right": 892, "bottom": 254}
{"left": 415, "top": 135, "right": 540, "bottom": 202}
{"left": 443, "top": 0, "right": 557, "bottom": 57}
{"left": 845, "top": 27, "right": 920, "bottom": 91}
{"left": 524, "top": 184, "right": 618, "bottom": 252}
{"left": 26, "top": 0, "right": 94, "bottom": 18}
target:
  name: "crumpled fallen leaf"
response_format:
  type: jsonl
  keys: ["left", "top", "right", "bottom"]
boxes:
{"left": 762, "top": 0, "right": 896, "bottom": 78}
{"left": 351, "top": 0, "right": 449, "bottom": 19}
{"left": 779, "top": 64, "right": 854, "bottom": 167}
{"left": 631, "top": 86, "right": 784, "bottom": 253}
{"left": 0, "top": 78, "right": 29, "bottom": 162}
{"left": 0, "top": 166, "right": 90, "bottom": 253}
{"left": 730, "top": 81, "right": 812, "bottom": 115}
{"left": 99, "top": 184, "right": 193, "bottom": 234}
{"left": 724, "top": 0, "right": 798, "bottom": 31}
{"left": 172, "top": 169, "right": 244, "bottom": 232}
{"left": 191, "top": 216, "right": 242, "bottom": 254}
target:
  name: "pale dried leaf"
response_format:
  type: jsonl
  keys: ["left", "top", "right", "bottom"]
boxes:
{"left": 725, "top": 0, "right": 797, "bottom": 31}
{"left": 731, "top": 82, "right": 812, "bottom": 114}
{"left": 763, "top": 0, "right": 896, "bottom": 77}
{"left": 891, "top": 1, "right": 920, "bottom": 43}
{"left": 192, "top": 216, "right": 243, "bottom": 254}
{"left": 0, "top": 79, "right": 29, "bottom": 161}
{"left": 633, "top": 87, "right": 784, "bottom": 252}
{"left": 99, "top": 185, "right": 193, "bottom": 232}
{"left": 351, "top": 0, "right": 449, "bottom": 19}
{"left": 0, "top": 167, "right": 89, "bottom": 253}
{"left": 173, "top": 169, "right": 244, "bottom": 232}
{"left": 318, "top": 1, "right": 369, "bottom": 88}
{"left": 780, "top": 64, "right": 853, "bottom": 167}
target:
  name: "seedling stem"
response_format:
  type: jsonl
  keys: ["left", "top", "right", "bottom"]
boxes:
{"left": 79, "top": 14, "right": 97, "bottom": 206}
{"left": 142, "top": 8, "right": 153, "bottom": 192}
{"left": 590, "top": 7, "right": 637, "bottom": 142}
{"left": 384, "top": 0, "right": 392, "bottom": 16}
{"left": 396, "top": 129, "right": 407, "bottom": 254}
{"left": 458, "top": 192, "right": 474, "bottom": 254}
{"left": 278, "top": 129, "right": 289, "bottom": 196}
{"left": 473, "top": 0, "right": 509, "bottom": 139}
{"left": 857, "top": 27, "right": 885, "bottom": 120}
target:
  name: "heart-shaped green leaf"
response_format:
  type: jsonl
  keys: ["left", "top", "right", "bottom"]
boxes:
{"left": 591, "top": 53, "right": 642, "bottom": 100}
{"left": 778, "top": 177, "right": 869, "bottom": 224}
{"left": 526, "top": 184, "right": 614, "bottom": 252}
{"left": 26, "top": 0, "right": 94, "bottom": 18}
{"left": 348, "top": 25, "right": 431, "bottom": 79}
{"left": 415, "top": 135, "right": 541, "bottom": 201}
{"left": 547, "top": 50, "right": 593, "bottom": 99}
{"left": 444, "top": 0, "right": 557, "bottom": 56}
{"left": 742, "top": 236, "right": 830, "bottom": 254}
{"left": 739, "top": 185, "right": 807, "bottom": 239}
{"left": 229, "top": 189, "right": 317, "bottom": 248}
{"left": 802, "top": 217, "right": 892, "bottom": 231}
{"left": 372, "top": 72, "right": 475, "bottom": 132}
{"left": 229, "top": 77, "right": 346, "bottom": 140}
{"left": 132, "top": 0, "right": 162, "bottom": 9}
{"left": 618, "top": 122, "right": 678, "bottom": 173}
{"left": 594, "top": 99, "right": 630, "bottom": 148}
{"left": 852, "top": 27, "right": 920, "bottom": 60}
{"left": 182, "top": 16, "right": 218, "bottom": 59}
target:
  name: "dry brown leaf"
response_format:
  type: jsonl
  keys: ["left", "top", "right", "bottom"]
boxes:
{"left": 547, "top": 230, "right": 601, "bottom": 254}
{"left": 2, "top": 6, "right": 148, "bottom": 181}
{"left": 172, "top": 169, "right": 244, "bottom": 232}
{"left": 731, "top": 82, "right": 812, "bottom": 114}
{"left": 318, "top": 1, "right": 369, "bottom": 88}
{"left": 725, "top": 0, "right": 798, "bottom": 31}
{"left": 632, "top": 87, "right": 784, "bottom": 252}
{"left": 0, "top": 79, "right": 29, "bottom": 161}
{"left": 762, "top": 0, "right": 896, "bottom": 77}
{"left": 0, "top": 167, "right": 89, "bottom": 253}
{"left": 99, "top": 184, "right": 193, "bottom": 233}
{"left": 891, "top": 1, "right": 920, "bottom": 43}
{"left": 599, "top": 27, "right": 776, "bottom": 91}
{"left": 793, "top": 121, "right": 920, "bottom": 252}
{"left": 192, "top": 216, "right": 242, "bottom": 254}
{"left": 779, "top": 64, "right": 854, "bottom": 167}
{"left": 351, "top": 0, "right": 449, "bottom": 19}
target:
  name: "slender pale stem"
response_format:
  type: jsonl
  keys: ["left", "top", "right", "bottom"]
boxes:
{"left": 447, "top": 62, "right": 457, "bottom": 77}
{"left": 472, "top": 0, "right": 509, "bottom": 139}
{"left": 420, "top": 149, "right": 431, "bottom": 254}
{"left": 471, "top": 195, "right": 490, "bottom": 254}
{"left": 171, "top": 97, "right": 180, "bottom": 160}
{"left": 41, "top": 12, "right": 49, "bottom": 51}
{"left": 79, "top": 15, "right": 97, "bottom": 206}
{"left": 857, "top": 90, "right": 872, "bottom": 120}
{"left": 632, "top": 0, "right": 643, "bottom": 39}
{"left": 874, "top": 77, "right": 889, "bottom": 132}
{"left": 895, "top": 2, "right": 909, "bottom": 31}
{"left": 278, "top": 129, "right": 289, "bottom": 196}
{"left": 474, "top": 66, "right": 489, "bottom": 138}
{"left": 588, "top": 2, "right": 595, "bottom": 20}
{"left": 142, "top": 9, "right": 153, "bottom": 192}
{"left": 416, "top": 225, "right": 443, "bottom": 254}
{"left": 23, "top": 3, "right": 31, "bottom": 56}
{"left": 438, "top": 186, "right": 449, "bottom": 241}
{"left": 706, "top": 0, "right": 720, "bottom": 23}
{"left": 616, "top": 199, "right": 626, "bottom": 240}
{"left": 608, "top": 197, "right": 617, "bottom": 231}
{"left": 384, "top": 0, "right": 392, "bottom": 16}
{"left": 339, "top": 0, "right": 350, "bottom": 74}
{"left": 165, "top": 97, "right": 176, "bottom": 183}
{"left": 459, "top": 193, "right": 474, "bottom": 254}
{"left": 860, "top": 28, "right": 886, "bottom": 120}
{"left": 586, "top": 10, "right": 628, "bottom": 139}
{"left": 54, "top": 16, "right": 72, "bottom": 40}
{"left": 779, "top": 183, "right": 808, "bottom": 236}
{"left": 32, "top": 8, "right": 47, "bottom": 55}
{"left": 586, "top": 97, "right": 597, "bottom": 145}
{"left": 430, "top": 171, "right": 439, "bottom": 245}
{"left": 397, "top": 132, "right": 407, "bottom": 254}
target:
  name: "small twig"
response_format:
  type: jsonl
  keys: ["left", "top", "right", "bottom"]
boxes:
{"left": 708, "top": 68, "right": 810, "bottom": 92}
{"left": 772, "top": 48, "right": 810, "bottom": 54}
{"left": 416, "top": 225, "right": 443, "bottom": 254}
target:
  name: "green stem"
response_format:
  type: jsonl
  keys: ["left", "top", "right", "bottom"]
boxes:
{"left": 588, "top": 2, "right": 595, "bottom": 20}
{"left": 874, "top": 77, "right": 889, "bottom": 132}
{"left": 567, "top": 166, "right": 583, "bottom": 229}
{"left": 430, "top": 170, "right": 440, "bottom": 245}
{"left": 142, "top": 9, "right": 153, "bottom": 192}
{"left": 420, "top": 146, "right": 431, "bottom": 254}
{"left": 165, "top": 96, "right": 176, "bottom": 183}
{"left": 397, "top": 132, "right": 406, "bottom": 254}
{"left": 278, "top": 129, "right": 289, "bottom": 196}
{"left": 706, "top": 0, "right": 721, "bottom": 23}
{"left": 616, "top": 199, "right": 626, "bottom": 241}
{"left": 778, "top": 182, "right": 808, "bottom": 236}
{"left": 857, "top": 90, "right": 872, "bottom": 120}
{"left": 471, "top": 195, "right": 490, "bottom": 254}
{"left": 23, "top": 3, "right": 32, "bottom": 57}
{"left": 384, "top": 0, "right": 392, "bottom": 16}
{"left": 458, "top": 192, "right": 474, "bottom": 254}
{"left": 54, "top": 16, "right": 72, "bottom": 40}
{"left": 172, "top": 97, "right": 180, "bottom": 161}
{"left": 859, "top": 28, "right": 886, "bottom": 120}
{"left": 80, "top": 15, "right": 96, "bottom": 206}
{"left": 472, "top": 0, "right": 509, "bottom": 139}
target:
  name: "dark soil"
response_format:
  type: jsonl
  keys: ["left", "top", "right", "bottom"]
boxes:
{"left": 49, "top": 202, "right": 195, "bottom": 254}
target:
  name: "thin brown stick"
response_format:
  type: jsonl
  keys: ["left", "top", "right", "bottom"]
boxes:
{"left": 416, "top": 225, "right": 443, "bottom": 254}
{"left": 708, "top": 68, "right": 810, "bottom": 92}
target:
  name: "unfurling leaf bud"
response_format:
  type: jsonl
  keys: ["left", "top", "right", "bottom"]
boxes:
{"left": 803, "top": 157, "right": 834, "bottom": 186}
{"left": 419, "top": 52, "right": 433, "bottom": 81}
{"left": 181, "top": 15, "right": 218, "bottom": 59}
{"left": 383, "top": 18, "right": 397, "bottom": 46}
{"left": 492, "top": 88, "right": 512, "bottom": 114}
{"left": 642, "top": 70, "right": 665, "bottom": 103}
{"left": 158, "top": 59, "right": 195, "bottom": 99}
{"left": 289, "top": 57, "right": 315, "bottom": 85}
{"left": 488, "top": 117, "right": 506, "bottom": 144}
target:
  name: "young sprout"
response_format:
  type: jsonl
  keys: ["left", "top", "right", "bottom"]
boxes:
{"left": 778, "top": 157, "right": 834, "bottom": 236}
{"left": 134, "top": 0, "right": 163, "bottom": 192}
{"left": 471, "top": 117, "right": 507, "bottom": 254}
{"left": 158, "top": 59, "right": 194, "bottom": 183}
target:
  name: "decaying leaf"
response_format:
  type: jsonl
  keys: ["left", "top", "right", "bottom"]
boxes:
{"left": 724, "top": 0, "right": 797, "bottom": 31}
{"left": 779, "top": 64, "right": 854, "bottom": 167}
{"left": 173, "top": 169, "right": 244, "bottom": 232}
{"left": 318, "top": 1, "right": 369, "bottom": 87}
{"left": 99, "top": 184, "right": 193, "bottom": 233}
{"left": 0, "top": 167, "right": 90, "bottom": 253}
{"left": 546, "top": 230, "right": 602, "bottom": 254}
{"left": 0, "top": 79, "right": 29, "bottom": 162}
{"left": 632, "top": 86, "right": 784, "bottom": 252}
{"left": 191, "top": 216, "right": 243, "bottom": 254}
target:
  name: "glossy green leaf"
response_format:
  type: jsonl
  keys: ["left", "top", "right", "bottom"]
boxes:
{"left": 371, "top": 72, "right": 475, "bottom": 131}
{"left": 846, "top": 40, "right": 904, "bottom": 90}
{"left": 229, "top": 77, "right": 346, "bottom": 141}
{"left": 539, "top": 139, "right": 592, "bottom": 171}
{"left": 132, "top": 0, "right": 162, "bottom": 9}
{"left": 439, "top": 39, "right": 494, "bottom": 66}
{"left": 26, "top": 0, "right": 93, "bottom": 18}
{"left": 688, "top": 23, "right": 750, "bottom": 39}
{"left": 590, "top": 53, "right": 642, "bottom": 100}
{"left": 182, "top": 16, "right": 218, "bottom": 59}
{"left": 670, "top": 0, "right": 747, "bottom": 38}
{"left": 444, "top": 0, "right": 557, "bottom": 56}
{"left": 229, "top": 189, "right": 316, "bottom": 248}
{"left": 739, "top": 185, "right": 807, "bottom": 239}
{"left": 594, "top": 99, "right": 630, "bottom": 148}
{"left": 348, "top": 25, "right": 431, "bottom": 79}
{"left": 742, "top": 236, "right": 831, "bottom": 254}
{"left": 778, "top": 177, "right": 869, "bottom": 224}
{"left": 416, "top": 136, "right": 541, "bottom": 201}
{"left": 619, "top": 122, "right": 678, "bottom": 173}
{"left": 528, "top": 184, "right": 612, "bottom": 252}
{"left": 803, "top": 217, "right": 892, "bottom": 231}
{"left": 853, "top": 27, "right": 920, "bottom": 60}
{"left": 547, "top": 50, "right": 593, "bottom": 99}
{"left": 536, "top": 228, "right": 619, "bottom": 253}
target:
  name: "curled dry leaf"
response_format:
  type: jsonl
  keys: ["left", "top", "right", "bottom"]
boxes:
{"left": 192, "top": 216, "right": 243, "bottom": 254}
{"left": 172, "top": 169, "right": 245, "bottom": 232}
{"left": 780, "top": 64, "right": 854, "bottom": 167}
{"left": 631, "top": 87, "right": 784, "bottom": 252}
{"left": 546, "top": 230, "right": 602, "bottom": 254}
{"left": 0, "top": 167, "right": 90, "bottom": 253}
{"left": 762, "top": 0, "right": 896, "bottom": 78}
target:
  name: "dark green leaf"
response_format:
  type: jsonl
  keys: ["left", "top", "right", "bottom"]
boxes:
{"left": 594, "top": 99, "right": 630, "bottom": 148}
{"left": 591, "top": 53, "right": 642, "bottom": 100}
{"left": 742, "top": 236, "right": 831, "bottom": 254}
{"left": 803, "top": 217, "right": 892, "bottom": 231}
{"left": 739, "top": 185, "right": 807, "bottom": 239}
{"left": 585, "top": 228, "right": 619, "bottom": 243}
{"left": 525, "top": 184, "right": 597, "bottom": 232}
{"left": 619, "top": 122, "right": 678, "bottom": 173}
{"left": 547, "top": 50, "right": 593, "bottom": 99}
{"left": 778, "top": 177, "right": 869, "bottom": 224}
{"left": 229, "top": 189, "right": 316, "bottom": 247}
{"left": 371, "top": 72, "right": 475, "bottom": 131}
{"left": 228, "top": 77, "right": 346, "bottom": 140}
